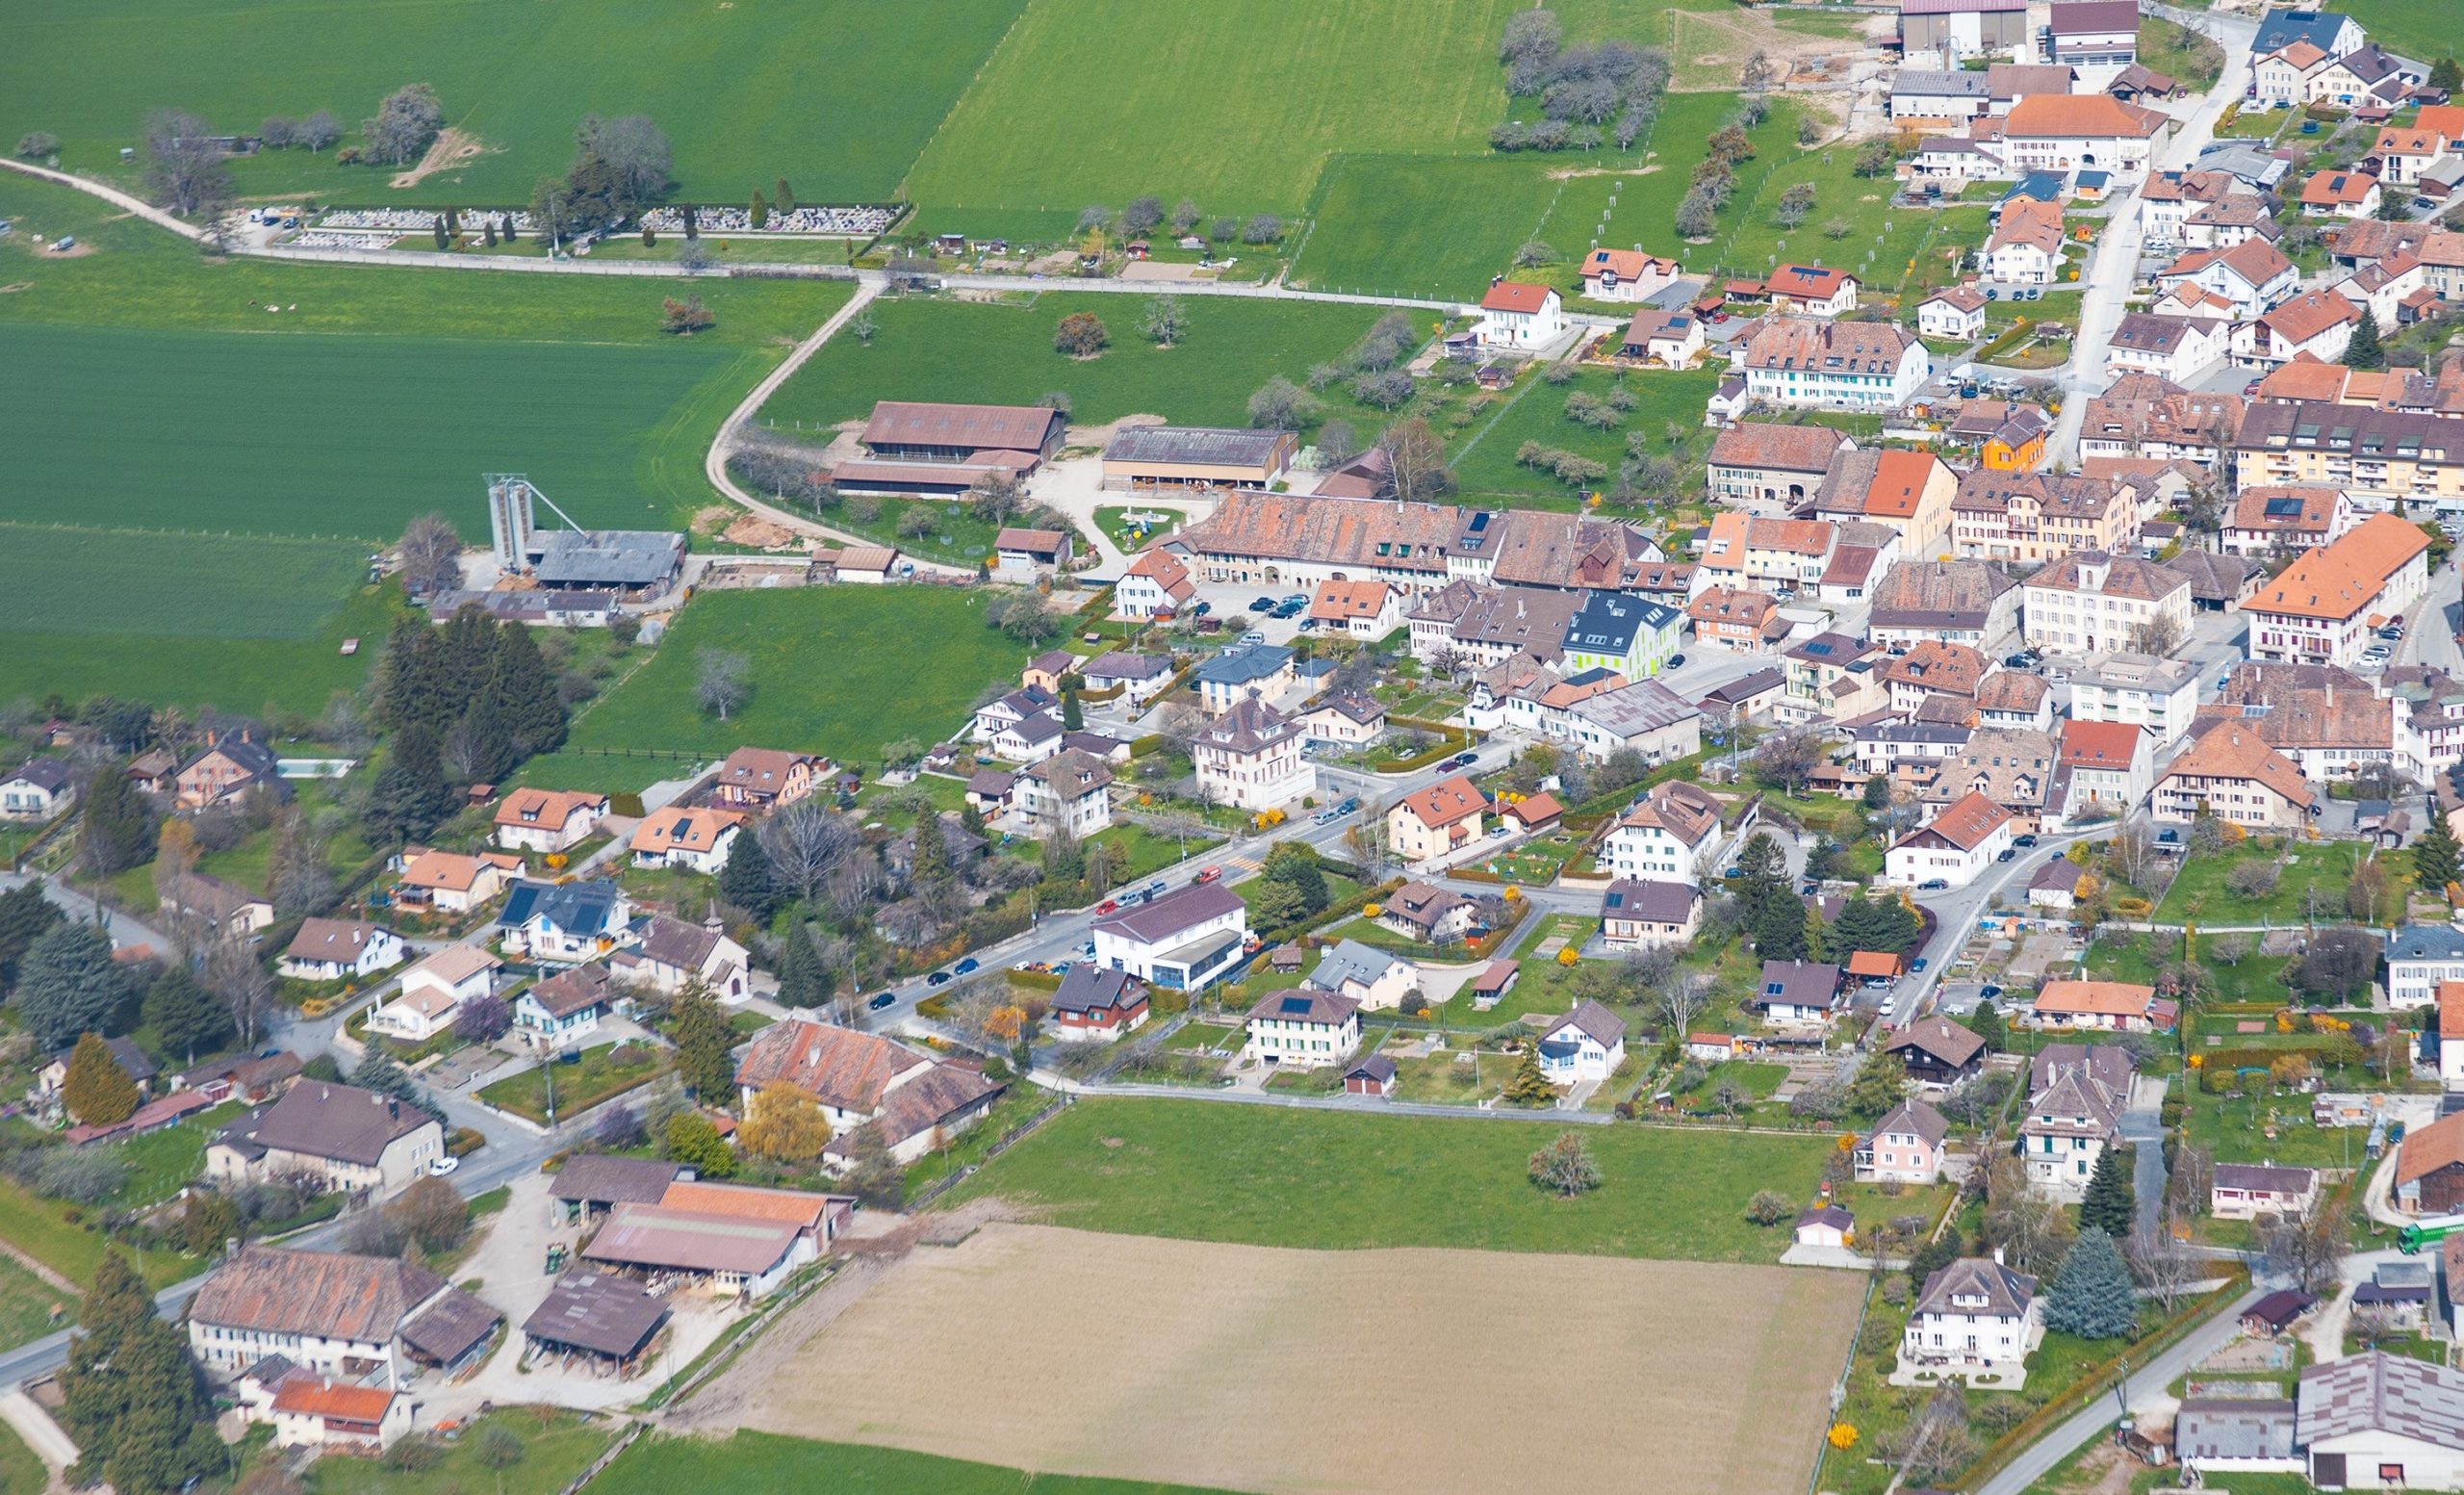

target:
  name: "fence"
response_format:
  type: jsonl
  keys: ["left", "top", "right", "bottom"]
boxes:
{"left": 907, "top": 1093, "right": 1072, "bottom": 1209}
{"left": 562, "top": 1420, "right": 649, "bottom": 1494}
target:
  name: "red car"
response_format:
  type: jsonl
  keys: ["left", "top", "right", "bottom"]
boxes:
{"left": 1096, "top": 898, "right": 1119, "bottom": 914}
{"left": 1195, "top": 866, "right": 1222, "bottom": 884}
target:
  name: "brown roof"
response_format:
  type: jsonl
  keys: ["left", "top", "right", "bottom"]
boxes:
{"left": 2005, "top": 93, "right": 2164, "bottom": 139}
{"left": 1885, "top": 1016, "right": 1987, "bottom": 1069}
{"left": 526, "top": 964, "right": 615, "bottom": 1019}
{"left": 2029, "top": 551, "right": 2189, "bottom": 604}
{"left": 734, "top": 1017, "right": 926, "bottom": 1113}
{"left": 716, "top": 747, "right": 821, "bottom": 796}
{"left": 2258, "top": 288, "right": 2361, "bottom": 346}
{"left": 1869, "top": 559, "right": 2017, "bottom": 629}
{"left": 995, "top": 527, "right": 1067, "bottom": 554}
{"left": 1708, "top": 422, "right": 1854, "bottom": 475}
{"left": 582, "top": 1202, "right": 803, "bottom": 1276}
{"left": 1975, "top": 670, "right": 2048, "bottom": 713}
{"left": 523, "top": 1273, "right": 669, "bottom": 1358}
{"left": 551, "top": 1153, "right": 685, "bottom": 1206}
{"left": 2249, "top": 513, "right": 2432, "bottom": 623}
{"left": 2162, "top": 721, "right": 2315, "bottom": 809}
{"left": 1879, "top": 641, "right": 1989, "bottom": 699}
{"left": 282, "top": 917, "right": 391, "bottom": 966}
{"left": 629, "top": 805, "right": 746, "bottom": 856}
{"left": 1395, "top": 775, "right": 1487, "bottom": 831}
{"left": 1181, "top": 492, "right": 1460, "bottom": 576}
{"left": 1481, "top": 280, "right": 1555, "bottom": 313}
{"left": 220, "top": 1081, "right": 434, "bottom": 1166}
{"left": 191, "top": 1246, "right": 444, "bottom": 1341}
{"left": 860, "top": 401, "right": 1062, "bottom": 452}
{"left": 2399, "top": 1112, "right": 2464, "bottom": 1185}
{"left": 1487, "top": 511, "right": 1656, "bottom": 590}
{"left": 2231, "top": 485, "right": 2345, "bottom": 536}
{"left": 1911, "top": 790, "right": 2013, "bottom": 851}
{"left": 2059, "top": 718, "right": 2146, "bottom": 768}
{"left": 1738, "top": 318, "right": 1921, "bottom": 376}
{"left": 493, "top": 786, "right": 606, "bottom": 830}
{"left": 1617, "top": 780, "right": 1723, "bottom": 844}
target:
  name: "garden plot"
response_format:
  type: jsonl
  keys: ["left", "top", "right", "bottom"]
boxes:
{"left": 731, "top": 1222, "right": 1859, "bottom": 1495}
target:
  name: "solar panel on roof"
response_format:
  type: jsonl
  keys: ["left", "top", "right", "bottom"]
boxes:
{"left": 1280, "top": 996, "right": 1313, "bottom": 1015}
{"left": 2263, "top": 498, "right": 2305, "bottom": 517}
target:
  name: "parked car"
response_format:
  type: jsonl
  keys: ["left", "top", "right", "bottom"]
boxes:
{"left": 1192, "top": 601, "right": 1212, "bottom": 615}
{"left": 1978, "top": 984, "right": 2003, "bottom": 1000}
{"left": 1666, "top": 654, "right": 1686, "bottom": 670}
{"left": 1997, "top": 848, "right": 2017, "bottom": 862}
{"left": 1911, "top": 957, "right": 1928, "bottom": 973}
{"left": 1282, "top": 594, "right": 1307, "bottom": 608}
{"left": 2013, "top": 834, "right": 2039, "bottom": 848}
{"left": 1248, "top": 596, "right": 1277, "bottom": 612}
{"left": 1917, "top": 878, "right": 1949, "bottom": 890}
{"left": 428, "top": 1156, "right": 460, "bottom": 1176}
{"left": 926, "top": 970, "right": 952, "bottom": 987}
{"left": 1097, "top": 898, "right": 1119, "bottom": 914}
{"left": 1082, "top": 940, "right": 1097, "bottom": 957}
{"left": 954, "top": 956, "right": 979, "bottom": 975}
{"left": 1337, "top": 797, "right": 1359, "bottom": 815}
{"left": 868, "top": 992, "right": 898, "bottom": 1011}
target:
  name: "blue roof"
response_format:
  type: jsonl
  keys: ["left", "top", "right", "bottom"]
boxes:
{"left": 498, "top": 878, "right": 625, "bottom": 936}
{"left": 2075, "top": 170, "right": 2110, "bottom": 188}
{"left": 2250, "top": 7, "right": 2351, "bottom": 55}
{"left": 1562, "top": 591, "right": 1679, "bottom": 655}
{"left": 2391, "top": 924, "right": 2464, "bottom": 962}
{"left": 1194, "top": 643, "right": 1295, "bottom": 686}
{"left": 2002, "top": 172, "right": 2066, "bottom": 203}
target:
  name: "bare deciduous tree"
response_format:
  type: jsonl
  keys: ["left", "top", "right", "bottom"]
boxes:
{"left": 142, "top": 110, "right": 233, "bottom": 218}
{"left": 2262, "top": 1206, "right": 2347, "bottom": 1294}
{"left": 363, "top": 83, "right": 445, "bottom": 168}
{"left": 761, "top": 800, "right": 858, "bottom": 904}
{"left": 207, "top": 934, "right": 275, "bottom": 1049}
{"left": 398, "top": 514, "right": 463, "bottom": 596}
{"left": 694, "top": 648, "right": 751, "bottom": 721}
{"left": 2126, "top": 1218, "right": 2206, "bottom": 1313}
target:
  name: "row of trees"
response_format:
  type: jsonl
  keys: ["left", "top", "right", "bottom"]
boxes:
{"left": 1072, "top": 198, "right": 1283, "bottom": 245}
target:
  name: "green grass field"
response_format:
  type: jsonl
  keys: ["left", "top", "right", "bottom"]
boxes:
{"left": 0, "top": 1176, "right": 196, "bottom": 1292}
{"left": 2151, "top": 841, "right": 2381, "bottom": 925}
{"left": 568, "top": 587, "right": 1024, "bottom": 765}
{"left": 1449, "top": 366, "right": 1719, "bottom": 501}
{"left": 2341, "top": 0, "right": 2453, "bottom": 70}
{"left": 301, "top": 1409, "right": 612, "bottom": 1495}
{"left": 903, "top": 0, "right": 1656, "bottom": 228}
{"left": 476, "top": 1043, "right": 665, "bottom": 1123}
{"left": 757, "top": 292, "right": 1393, "bottom": 433}
{"left": 948, "top": 1097, "right": 1835, "bottom": 1262}
{"left": 0, "top": 1251, "right": 71, "bottom": 1353}
{"left": 604, "top": 1431, "right": 1245, "bottom": 1494}
{"left": 0, "top": 525, "right": 363, "bottom": 639}
{"left": 1290, "top": 154, "right": 1566, "bottom": 299}
{"left": 0, "top": 1417, "right": 42, "bottom": 1495}
{"left": 0, "top": 0, "right": 1023, "bottom": 206}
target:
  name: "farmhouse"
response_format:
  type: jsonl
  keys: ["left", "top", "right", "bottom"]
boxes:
{"left": 2001, "top": 93, "right": 2169, "bottom": 174}
{"left": 1869, "top": 559, "right": 2021, "bottom": 648}
{"left": 2153, "top": 720, "right": 2316, "bottom": 828}
{"left": 833, "top": 400, "right": 1067, "bottom": 497}
{"left": 492, "top": 787, "right": 609, "bottom": 854}
{"left": 207, "top": 1081, "right": 446, "bottom": 1197}
{"left": 1090, "top": 881, "right": 1249, "bottom": 992}
{"left": 189, "top": 1246, "right": 456, "bottom": 1383}
{"left": 1707, "top": 422, "right": 1854, "bottom": 507}
{"left": 733, "top": 1017, "right": 1001, "bottom": 1166}
{"left": 1116, "top": 547, "right": 1195, "bottom": 619}
{"left": 277, "top": 918, "right": 405, "bottom": 983}
{"left": 1102, "top": 425, "right": 1296, "bottom": 490}
{"left": 1734, "top": 319, "right": 1930, "bottom": 410}
{"left": 1243, "top": 989, "right": 1361, "bottom": 1070}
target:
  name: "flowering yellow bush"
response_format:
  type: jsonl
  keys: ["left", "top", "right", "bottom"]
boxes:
{"left": 1829, "top": 1424, "right": 1859, "bottom": 1451}
{"left": 1556, "top": 946, "right": 1579, "bottom": 967}
{"left": 1362, "top": 903, "right": 1383, "bottom": 918}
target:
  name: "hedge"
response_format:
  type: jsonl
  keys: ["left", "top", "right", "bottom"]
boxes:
{"left": 1374, "top": 716, "right": 1476, "bottom": 774}
{"left": 1955, "top": 1271, "right": 2248, "bottom": 1490}
{"left": 1009, "top": 968, "right": 1063, "bottom": 993}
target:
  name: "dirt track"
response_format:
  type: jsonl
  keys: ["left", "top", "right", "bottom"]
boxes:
{"left": 702, "top": 1222, "right": 1861, "bottom": 1495}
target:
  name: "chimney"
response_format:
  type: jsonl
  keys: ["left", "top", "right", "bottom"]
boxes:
{"left": 1491, "top": 274, "right": 1502, "bottom": 288}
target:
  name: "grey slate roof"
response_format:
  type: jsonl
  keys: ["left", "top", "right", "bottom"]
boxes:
{"left": 498, "top": 878, "right": 627, "bottom": 938}
{"left": 1050, "top": 965, "right": 1142, "bottom": 1017}
{"left": 1309, "top": 939, "right": 1408, "bottom": 994}
{"left": 1601, "top": 879, "right": 1700, "bottom": 924}
{"left": 2391, "top": 924, "right": 2464, "bottom": 962}
{"left": 1553, "top": 999, "right": 1627, "bottom": 1050}
{"left": 218, "top": 1082, "right": 433, "bottom": 1167}
{"left": 1871, "top": 1098, "right": 1949, "bottom": 1148}
{"left": 1091, "top": 881, "right": 1245, "bottom": 945}
{"left": 1104, "top": 425, "right": 1295, "bottom": 467}
{"left": 1194, "top": 643, "right": 1295, "bottom": 686}
{"left": 550, "top": 1154, "right": 686, "bottom": 1207}
{"left": 2299, "top": 1352, "right": 2464, "bottom": 1453}
{"left": 1912, "top": 1257, "right": 2038, "bottom": 1321}
{"left": 528, "top": 529, "right": 684, "bottom": 587}
{"left": 1893, "top": 68, "right": 1993, "bottom": 100}
{"left": 1563, "top": 591, "right": 1679, "bottom": 656}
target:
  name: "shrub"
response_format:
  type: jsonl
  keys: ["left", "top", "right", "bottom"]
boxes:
{"left": 1744, "top": 1188, "right": 1792, "bottom": 1225}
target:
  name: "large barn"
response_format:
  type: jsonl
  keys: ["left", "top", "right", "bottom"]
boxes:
{"left": 831, "top": 400, "right": 1068, "bottom": 498}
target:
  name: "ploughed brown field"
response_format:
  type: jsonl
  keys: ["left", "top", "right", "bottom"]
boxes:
{"left": 737, "top": 1223, "right": 1862, "bottom": 1495}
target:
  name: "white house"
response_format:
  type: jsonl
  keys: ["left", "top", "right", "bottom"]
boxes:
{"left": 1115, "top": 547, "right": 1195, "bottom": 620}
{"left": 1736, "top": 319, "right": 1932, "bottom": 410}
{"left": 2065, "top": 652, "right": 2202, "bottom": 745}
{"left": 2154, "top": 238, "right": 2300, "bottom": 317}
{"left": 2234, "top": 287, "right": 2363, "bottom": 370}
{"left": 1756, "top": 959, "right": 1842, "bottom": 1025}
{"left": 1985, "top": 215, "right": 2064, "bottom": 286}
{"left": 0, "top": 760, "right": 74, "bottom": 822}
{"left": 1768, "top": 263, "right": 1860, "bottom": 318}
{"left": 2020, "top": 1042, "right": 2133, "bottom": 1199}
{"left": 1014, "top": 748, "right": 1116, "bottom": 838}
{"left": 1306, "top": 579, "right": 1405, "bottom": 639}
{"left": 1901, "top": 1258, "right": 2041, "bottom": 1378}
{"left": 206, "top": 1081, "right": 447, "bottom": 1197}
{"left": 1537, "top": 1000, "right": 1627, "bottom": 1084}
{"left": 1243, "top": 988, "right": 1360, "bottom": 1070}
{"left": 2059, "top": 718, "right": 2154, "bottom": 817}
{"left": 608, "top": 914, "right": 751, "bottom": 1004}
{"left": 497, "top": 879, "right": 634, "bottom": 965}
{"left": 627, "top": 806, "right": 745, "bottom": 875}
{"left": 734, "top": 1018, "right": 1000, "bottom": 1167}
{"left": 1091, "top": 882, "right": 1249, "bottom": 992}
{"left": 1918, "top": 284, "right": 1989, "bottom": 341}
{"left": 1885, "top": 790, "right": 2015, "bottom": 888}
{"left": 188, "top": 1245, "right": 453, "bottom": 1382}
{"left": 1602, "top": 780, "right": 1724, "bottom": 885}
{"left": 2211, "top": 1162, "right": 2321, "bottom": 1220}
{"left": 1306, "top": 939, "right": 1420, "bottom": 1012}
{"left": 277, "top": 918, "right": 405, "bottom": 984}
{"left": 1599, "top": 879, "right": 1703, "bottom": 950}
{"left": 2106, "top": 312, "right": 2230, "bottom": 383}
{"left": 2389, "top": 926, "right": 2464, "bottom": 1010}
{"left": 2001, "top": 93, "right": 2169, "bottom": 175}
{"left": 513, "top": 964, "right": 621, "bottom": 1048}
{"left": 1474, "top": 279, "right": 1566, "bottom": 348}
{"left": 1857, "top": 1098, "right": 1949, "bottom": 1185}
{"left": 1578, "top": 247, "right": 1681, "bottom": 301}
{"left": 491, "top": 787, "right": 608, "bottom": 855}
{"left": 368, "top": 946, "right": 500, "bottom": 1042}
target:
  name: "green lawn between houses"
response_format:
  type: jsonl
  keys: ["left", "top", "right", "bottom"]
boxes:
{"left": 945, "top": 1096, "right": 1839, "bottom": 1262}
{"left": 565, "top": 586, "right": 1025, "bottom": 770}
{"left": 300, "top": 1409, "right": 613, "bottom": 1495}
{"left": 476, "top": 1043, "right": 667, "bottom": 1125}
{"left": 603, "top": 1430, "right": 1247, "bottom": 1494}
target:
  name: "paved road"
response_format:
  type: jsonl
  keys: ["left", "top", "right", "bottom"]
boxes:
{"left": 2044, "top": 9, "right": 2256, "bottom": 467}
{"left": 1973, "top": 1282, "right": 2270, "bottom": 1495}
{"left": 1890, "top": 822, "right": 2119, "bottom": 1026}
{"left": 0, "top": 872, "right": 175, "bottom": 963}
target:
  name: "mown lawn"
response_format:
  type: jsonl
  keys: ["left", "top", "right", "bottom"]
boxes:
{"left": 1450, "top": 366, "right": 1720, "bottom": 502}
{"left": 0, "top": 1417, "right": 45, "bottom": 1495}
{"left": 902, "top": 0, "right": 1731, "bottom": 226}
{"left": 567, "top": 586, "right": 1023, "bottom": 767}
{"left": 603, "top": 1430, "right": 1248, "bottom": 1494}
{"left": 757, "top": 293, "right": 1391, "bottom": 432}
{"left": 1290, "top": 154, "right": 1567, "bottom": 299}
{"left": 946, "top": 1096, "right": 1837, "bottom": 1262}
{"left": 476, "top": 1044, "right": 666, "bottom": 1124}
{"left": 0, "top": 0, "right": 1022, "bottom": 205}
{"left": 0, "top": 1251, "right": 73, "bottom": 1353}
{"left": 302, "top": 1408, "right": 613, "bottom": 1495}
{"left": 0, "top": 1175, "right": 199, "bottom": 1292}
{"left": 2150, "top": 840, "right": 2387, "bottom": 926}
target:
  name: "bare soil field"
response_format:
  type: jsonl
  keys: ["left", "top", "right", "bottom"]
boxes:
{"left": 716, "top": 1222, "right": 1861, "bottom": 1495}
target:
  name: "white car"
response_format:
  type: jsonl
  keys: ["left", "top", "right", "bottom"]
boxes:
{"left": 428, "top": 1156, "right": 460, "bottom": 1177}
